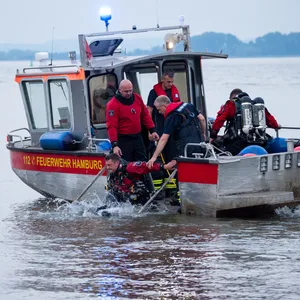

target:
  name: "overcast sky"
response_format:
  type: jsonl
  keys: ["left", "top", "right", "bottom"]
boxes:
{"left": 1, "top": 0, "right": 300, "bottom": 44}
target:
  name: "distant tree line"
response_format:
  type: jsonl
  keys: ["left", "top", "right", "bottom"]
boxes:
{"left": 190, "top": 32, "right": 300, "bottom": 57}
{"left": 130, "top": 32, "right": 300, "bottom": 57}
{"left": 1, "top": 32, "right": 300, "bottom": 60}
{"left": 0, "top": 50, "right": 70, "bottom": 61}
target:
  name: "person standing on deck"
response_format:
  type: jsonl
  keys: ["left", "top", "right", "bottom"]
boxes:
{"left": 147, "top": 70, "right": 180, "bottom": 198}
{"left": 209, "top": 88, "right": 280, "bottom": 155}
{"left": 147, "top": 95, "right": 206, "bottom": 166}
{"left": 106, "top": 79, "right": 159, "bottom": 162}
{"left": 147, "top": 69, "right": 180, "bottom": 161}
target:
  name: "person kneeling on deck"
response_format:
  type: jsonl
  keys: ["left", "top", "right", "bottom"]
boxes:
{"left": 209, "top": 89, "right": 280, "bottom": 156}
{"left": 105, "top": 153, "right": 176, "bottom": 206}
{"left": 147, "top": 95, "right": 206, "bottom": 167}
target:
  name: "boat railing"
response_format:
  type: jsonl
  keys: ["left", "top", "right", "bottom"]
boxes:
{"left": 184, "top": 142, "right": 233, "bottom": 160}
{"left": 20, "top": 65, "right": 80, "bottom": 75}
{"left": 86, "top": 137, "right": 111, "bottom": 152}
{"left": 275, "top": 127, "right": 300, "bottom": 140}
{"left": 7, "top": 128, "right": 32, "bottom": 148}
{"left": 79, "top": 24, "right": 191, "bottom": 67}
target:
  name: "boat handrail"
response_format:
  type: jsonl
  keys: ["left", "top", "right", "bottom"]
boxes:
{"left": 86, "top": 137, "right": 111, "bottom": 152}
{"left": 8, "top": 127, "right": 31, "bottom": 135}
{"left": 89, "top": 138, "right": 111, "bottom": 143}
{"left": 7, "top": 136, "right": 31, "bottom": 147}
{"left": 7, "top": 128, "right": 32, "bottom": 147}
{"left": 184, "top": 142, "right": 233, "bottom": 160}
{"left": 70, "top": 134, "right": 89, "bottom": 145}
{"left": 275, "top": 127, "right": 300, "bottom": 139}
{"left": 83, "top": 25, "right": 189, "bottom": 38}
{"left": 20, "top": 65, "right": 80, "bottom": 74}
{"left": 7, "top": 134, "right": 26, "bottom": 147}
{"left": 79, "top": 25, "right": 191, "bottom": 67}
{"left": 184, "top": 142, "right": 211, "bottom": 159}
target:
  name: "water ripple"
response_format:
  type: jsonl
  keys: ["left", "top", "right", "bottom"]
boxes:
{"left": 1, "top": 198, "right": 300, "bottom": 299}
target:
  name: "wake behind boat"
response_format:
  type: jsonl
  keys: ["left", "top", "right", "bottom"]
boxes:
{"left": 6, "top": 14, "right": 300, "bottom": 217}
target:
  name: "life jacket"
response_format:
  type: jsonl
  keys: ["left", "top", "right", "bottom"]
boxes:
{"left": 107, "top": 160, "right": 149, "bottom": 203}
{"left": 165, "top": 102, "right": 204, "bottom": 156}
{"left": 153, "top": 83, "right": 180, "bottom": 102}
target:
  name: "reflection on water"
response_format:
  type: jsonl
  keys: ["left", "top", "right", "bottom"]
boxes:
{"left": 1, "top": 197, "right": 300, "bottom": 299}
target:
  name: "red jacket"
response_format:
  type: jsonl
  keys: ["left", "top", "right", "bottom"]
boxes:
{"left": 153, "top": 82, "right": 180, "bottom": 102}
{"left": 109, "top": 161, "right": 162, "bottom": 194}
{"left": 126, "top": 161, "right": 161, "bottom": 175}
{"left": 212, "top": 100, "right": 279, "bottom": 135}
{"left": 106, "top": 93, "right": 155, "bottom": 142}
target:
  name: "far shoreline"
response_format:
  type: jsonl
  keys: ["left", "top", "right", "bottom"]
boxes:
{"left": 1, "top": 55, "right": 300, "bottom": 62}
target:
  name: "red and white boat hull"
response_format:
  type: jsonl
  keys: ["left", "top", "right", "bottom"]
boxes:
{"left": 178, "top": 153, "right": 300, "bottom": 217}
{"left": 10, "top": 150, "right": 107, "bottom": 200}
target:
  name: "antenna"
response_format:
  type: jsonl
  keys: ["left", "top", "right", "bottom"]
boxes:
{"left": 50, "top": 27, "right": 55, "bottom": 66}
{"left": 156, "top": 0, "right": 160, "bottom": 28}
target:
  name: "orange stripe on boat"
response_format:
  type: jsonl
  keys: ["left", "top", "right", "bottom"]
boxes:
{"left": 15, "top": 67, "right": 85, "bottom": 83}
{"left": 10, "top": 150, "right": 107, "bottom": 176}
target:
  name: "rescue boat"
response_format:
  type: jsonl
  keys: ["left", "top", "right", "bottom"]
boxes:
{"left": 7, "top": 17, "right": 300, "bottom": 217}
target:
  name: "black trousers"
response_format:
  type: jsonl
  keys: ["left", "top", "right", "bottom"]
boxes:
{"left": 118, "top": 133, "right": 154, "bottom": 193}
{"left": 118, "top": 133, "right": 147, "bottom": 162}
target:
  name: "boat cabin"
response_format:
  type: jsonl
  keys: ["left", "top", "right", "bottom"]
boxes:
{"left": 13, "top": 25, "right": 227, "bottom": 152}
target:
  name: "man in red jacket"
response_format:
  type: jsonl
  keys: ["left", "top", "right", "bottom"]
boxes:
{"left": 147, "top": 70, "right": 180, "bottom": 159}
{"left": 105, "top": 153, "right": 177, "bottom": 205}
{"left": 147, "top": 70, "right": 180, "bottom": 136}
{"left": 106, "top": 79, "right": 159, "bottom": 162}
{"left": 146, "top": 70, "right": 181, "bottom": 198}
{"left": 210, "top": 89, "right": 280, "bottom": 155}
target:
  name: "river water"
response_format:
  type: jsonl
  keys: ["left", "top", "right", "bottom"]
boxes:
{"left": 1, "top": 58, "right": 300, "bottom": 299}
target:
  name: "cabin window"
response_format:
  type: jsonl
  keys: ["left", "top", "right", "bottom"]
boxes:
{"left": 123, "top": 65, "right": 159, "bottom": 104}
{"left": 136, "top": 72, "right": 159, "bottom": 105}
{"left": 89, "top": 74, "right": 117, "bottom": 125}
{"left": 48, "top": 79, "right": 71, "bottom": 130}
{"left": 22, "top": 80, "right": 47, "bottom": 130}
{"left": 162, "top": 62, "right": 189, "bottom": 103}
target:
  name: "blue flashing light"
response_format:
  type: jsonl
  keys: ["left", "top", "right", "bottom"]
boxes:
{"left": 99, "top": 7, "right": 112, "bottom": 23}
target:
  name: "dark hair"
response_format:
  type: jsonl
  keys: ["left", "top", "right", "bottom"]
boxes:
{"left": 229, "top": 88, "right": 243, "bottom": 99}
{"left": 162, "top": 69, "right": 175, "bottom": 78}
{"left": 105, "top": 153, "right": 120, "bottom": 162}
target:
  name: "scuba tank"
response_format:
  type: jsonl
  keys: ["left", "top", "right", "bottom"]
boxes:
{"left": 240, "top": 96, "right": 253, "bottom": 134}
{"left": 252, "top": 97, "right": 266, "bottom": 129}
{"left": 233, "top": 92, "right": 249, "bottom": 135}
{"left": 252, "top": 97, "right": 267, "bottom": 144}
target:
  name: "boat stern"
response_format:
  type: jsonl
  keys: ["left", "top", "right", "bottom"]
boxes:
{"left": 177, "top": 151, "right": 300, "bottom": 217}
{"left": 177, "top": 158, "right": 219, "bottom": 217}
